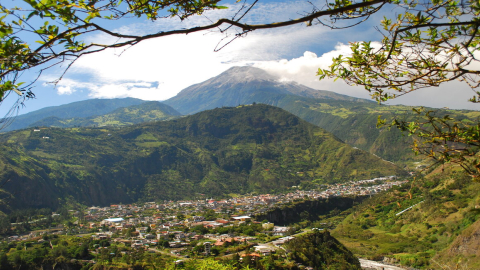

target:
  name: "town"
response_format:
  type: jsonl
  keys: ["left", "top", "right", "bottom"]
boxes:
{"left": 0, "top": 176, "right": 408, "bottom": 269}
{"left": 6, "top": 176, "right": 405, "bottom": 242}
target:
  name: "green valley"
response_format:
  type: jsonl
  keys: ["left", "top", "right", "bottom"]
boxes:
{"left": 8, "top": 67, "right": 480, "bottom": 170}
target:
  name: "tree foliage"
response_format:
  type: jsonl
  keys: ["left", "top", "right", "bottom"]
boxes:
{"left": 316, "top": 0, "right": 480, "bottom": 177}
{"left": 318, "top": 0, "right": 480, "bottom": 102}
{"left": 0, "top": 0, "right": 228, "bottom": 120}
{"left": 391, "top": 107, "right": 480, "bottom": 178}
{"left": 0, "top": 0, "right": 420, "bottom": 105}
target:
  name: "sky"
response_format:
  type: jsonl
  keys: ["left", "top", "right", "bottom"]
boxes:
{"left": 2, "top": 0, "right": 479, "bottom": 117}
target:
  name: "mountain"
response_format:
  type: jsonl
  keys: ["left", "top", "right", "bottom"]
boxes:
{"left": 164, "top": 66, "right": 480, "bottom": 168}
{"left": 0, "top": 105, "right": 406, "bottom": 211}
{"left": 1, "top": 98, "right": 147, "bottom": 132}
{"left": 5, "top": 67, "right": 477, "bottom": 169}
{"left": 29, "top": 101, "right": 181, "bottom": 128}
{"left": 164, "top": 66, "right": 371, "bottom": 115}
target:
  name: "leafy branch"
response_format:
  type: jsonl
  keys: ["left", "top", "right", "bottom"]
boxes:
{"left": 0, "top": 0, "right": 386, "bottom": 103}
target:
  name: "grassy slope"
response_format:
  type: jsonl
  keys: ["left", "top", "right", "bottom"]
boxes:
{"left": 330, "top": 164, "right": 480, "bottom": 269}
{"left": 2, "top": 98, "right": 147, "bottom": 131}
{"left": 28, "top": 101, "right": 181, "bottom": 128}
{"left": 272, "top": 95, "right": 480, "bottom": 169}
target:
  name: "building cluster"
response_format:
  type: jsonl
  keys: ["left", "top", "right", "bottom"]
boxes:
{"left": 6, "top": 176, "right": 405, "bottom": 254}
{"left": 76, "top": 176, "right": 404, "bottom": 224}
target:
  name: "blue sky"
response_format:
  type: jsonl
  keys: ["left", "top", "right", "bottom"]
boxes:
{"left": 2, "top": 0, "right": 479, "bottom": 117}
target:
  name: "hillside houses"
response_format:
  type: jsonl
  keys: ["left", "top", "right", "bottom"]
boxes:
{"left": 81, "top": 178, "right": 404, "bottom": 228}
{"left": 6, "top": 176, "right": 405, "bottom": 252}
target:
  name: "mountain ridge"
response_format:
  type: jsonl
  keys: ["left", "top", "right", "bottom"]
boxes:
{"left": 164, "top": 66, "right": 480, "bottom": 168}
{"left": 0, "top": 104, "right": 406, "bottom": 211}
{"left": 4, "top": 67, "right": 479, "bottom": 170}
{"left": 164, "top": 66, "right": 371, "bottom": 115}
{"left": 28, "top": 101, "right": 181, "bottom": 128}
{"left": 1, "top": 98, "right": 147, "bottom": 132}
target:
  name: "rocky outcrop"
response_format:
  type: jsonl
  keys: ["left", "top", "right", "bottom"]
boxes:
{"left": 445, "top": 218, "right": 480, "bottom": 256}
{"left": 433, "top": 217, "right": 480, "bottom": 269}
{"left": 255, "top": 196, "right": 367, "bottom": 225}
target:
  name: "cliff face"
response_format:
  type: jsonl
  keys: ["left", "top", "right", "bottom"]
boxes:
{"left": 448, "top": 219, "right": 480, "bottom": 256}
{"left": 255, "top": 196, "right": 367, "bottom": 225}
{"left": 434, "top": 217, "right": 480, "bottom": 269}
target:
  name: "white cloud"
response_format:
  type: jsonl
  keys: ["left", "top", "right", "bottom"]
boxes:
{"left": 57, "top": 86, "right": 75, "bottom": 95}
{"left": 54, "top": 0, "right": 479, "bottom": 110}
{"left": 253, "top": 43, "right": 480, "bottom": 110}
{"left": 252, "top": 43, "right": 374, "bottom": 100}
{"left": 65, "top": 32, "right": 237, "bottom": 100}
{"left": 61, "top": 13, "right": 334, "bottom": 100}
{"left": 56, "top": 0, "right": 352, "bottom": 101}
{"left": 45, "top": 78, "right": 97, "bottom": 96}
{"left": 384, "top": 81, "right": 480, "bottom": 110}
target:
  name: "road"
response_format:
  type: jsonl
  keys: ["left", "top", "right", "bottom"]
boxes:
{"left": 359, "top": 259, "right": 408, "bottom": 270}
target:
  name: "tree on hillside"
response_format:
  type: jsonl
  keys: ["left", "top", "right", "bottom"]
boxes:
{"left": 316, "top": 0, "right": 480, "bottom": 178}
{"left": 0, "top": 0, "right": 479, "bottom": 175}
{"left": 0, "top": 0, "right": 385, "bottom": 104}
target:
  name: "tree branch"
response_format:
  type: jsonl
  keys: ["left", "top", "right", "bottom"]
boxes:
{"left": 82, "top": 0, "right": 384, "bottom": 40}
{"left": 381, "top": 20, "right": 480, "bottom": 65}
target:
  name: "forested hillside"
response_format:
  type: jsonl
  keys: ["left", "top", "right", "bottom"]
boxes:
{"left": 0, "top": 105, "right": 406, "bottom": 211}
{"left": 8, "top": 67, "right": 480, "bottom": 170}
{"left": 164, "top": 66, "right": 480, "bottom": 167}
{"left": 286, "top": 230, "right": 361, "bottom": 270}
